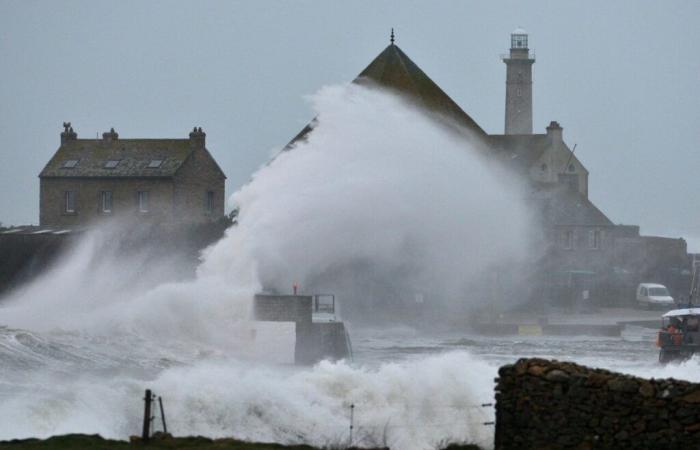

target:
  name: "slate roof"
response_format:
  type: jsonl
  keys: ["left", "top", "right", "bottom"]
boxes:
{"left": 40, "top": 139, "right": 194, "bottom": 178}
{"left": 286, "top": 43, "right": 488, "bottom": 148}
{"left": 488, "top": 134, "right": 550, "bottom": 172}
{"left": 535, "top": 184, "right": 613, "bottom": 227}
{"left": 355, "top": 44, "right": 487, "bottom": 136}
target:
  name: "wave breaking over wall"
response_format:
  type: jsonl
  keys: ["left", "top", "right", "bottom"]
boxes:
{"left": 0, "top": 84, "right": 537, "bottom": 449}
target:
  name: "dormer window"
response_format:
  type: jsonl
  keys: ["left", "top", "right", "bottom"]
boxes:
{"left": 567, "top": 164, "right": 575, "bottom": 173}
{"left": 62, "top": 160, "right": 79, "bottom": 168}
{"left": 104, "top": 160, "right": 120, "bottom": 169}
{"left": 147, "top": 160, "right": 163, "bottom": 168}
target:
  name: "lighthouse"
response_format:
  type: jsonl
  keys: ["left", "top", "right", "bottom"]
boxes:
{"left": 503, "top": 28, "right": 535, "bottom": 134}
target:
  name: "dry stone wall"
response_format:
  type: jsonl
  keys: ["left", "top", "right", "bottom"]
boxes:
{"left": 495, "top": 358, "right": 700, "bottom": 450}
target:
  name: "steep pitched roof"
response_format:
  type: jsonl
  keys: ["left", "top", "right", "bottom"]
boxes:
{"left": 40, "top": 139, "right": 194, "bottom": 178}
{"left": 355, "top": 44, "right": 487, "bottom": 136}
{"left": 488, "top": 134, "right": 550, "bottom": 171}
{"left": 535, "top": 184, "right": 614, "bottom": 227}
{"left": 287, "top": 43, "right": 488, "bottom": 148}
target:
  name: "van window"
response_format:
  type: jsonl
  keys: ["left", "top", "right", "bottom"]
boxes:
{"left": 649, "top": 287, "right": 669, "bottom": 296}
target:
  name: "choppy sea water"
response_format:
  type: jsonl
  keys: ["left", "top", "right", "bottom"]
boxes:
{"left": 1, "top": 323, "right": 696, "bottom": 450}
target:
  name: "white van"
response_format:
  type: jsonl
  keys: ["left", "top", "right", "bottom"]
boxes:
{"left": 636, "top": 283, "right": 674, "bottom": 309}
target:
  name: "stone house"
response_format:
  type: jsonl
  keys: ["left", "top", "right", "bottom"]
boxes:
{"left": 38, "top": 125, "right": 226, "bottom": 228}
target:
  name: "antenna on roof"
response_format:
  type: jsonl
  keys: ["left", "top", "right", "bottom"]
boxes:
{"left": 560, "top": 143, "right": 578, "bottom": 175}
{"left": 390, "top": 28, "right": 395, "bottom": 45}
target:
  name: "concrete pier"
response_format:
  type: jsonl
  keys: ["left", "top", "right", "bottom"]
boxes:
{"left": 253, "top": 294, "right": 351, "bottom": 364}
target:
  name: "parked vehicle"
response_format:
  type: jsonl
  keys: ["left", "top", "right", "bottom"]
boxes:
{"left": 636, "top": 283, "right": 674, "bottom": 309}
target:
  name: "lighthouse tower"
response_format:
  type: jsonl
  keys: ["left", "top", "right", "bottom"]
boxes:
{"left": 502, "top": 28, "right": 535, "bottom": 134}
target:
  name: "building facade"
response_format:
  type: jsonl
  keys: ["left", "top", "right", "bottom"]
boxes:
{"left": 39, "top": 125, "right": 226, "bottom": 228}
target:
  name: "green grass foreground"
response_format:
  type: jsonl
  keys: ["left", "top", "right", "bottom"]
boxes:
{"left": 0, "top": 434, "right": 483, "bottom": 450}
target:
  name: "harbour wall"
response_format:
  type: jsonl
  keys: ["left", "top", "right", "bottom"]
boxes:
{"left": 0, "top": 220, "right": 231, "bottom": 299}
{"left": 0, "top": 231, "right": 73, "bottom": 297}
{"left": 253, "top": 294, "right": 351, "bottom": 364}
{"left": 495, "top": 358, "right": 700, "bottom": 449}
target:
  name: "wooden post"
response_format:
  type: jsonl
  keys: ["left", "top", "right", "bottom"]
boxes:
{"left": 142, "top": 389, "right": 153, "bottom": 441}
{"left": 349, "top": 404, "right": 354, "bottom": 446}
{"left": 158, "top": 396, "right": 168, "bottom": 434}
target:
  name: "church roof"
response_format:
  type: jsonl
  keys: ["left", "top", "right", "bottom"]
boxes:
{"left": 355, "top": 44, "right": 487, "bottom": 136}
{"left": 287, "top": 42, "right": 488, "bottom": 147}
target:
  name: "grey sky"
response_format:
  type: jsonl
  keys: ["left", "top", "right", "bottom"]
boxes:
{"left": 1, "top": 1, "right": 698, "bottom": 250}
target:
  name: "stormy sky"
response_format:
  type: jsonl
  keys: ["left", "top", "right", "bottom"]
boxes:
{"left": 0, "top": 1, "right": 698, "bottom": 250}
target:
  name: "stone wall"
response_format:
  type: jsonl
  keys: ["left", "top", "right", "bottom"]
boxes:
{"left": 40, "top": 177, "right": 176, "bottom": 228}
{"left": 495, "top": 358, "right": 700, "bottom": 450}
{"left": 0, "top": 220, "right": 231, "bottom": 298}
{"left": 253, "top": 294, "right": 313, "bottom": 324}
{"left": 252, "top": 294, "right": 351, "bottom": 365}
{"left": 173, "top": 146, "right": 226, "bottom": 224}
{"left": 0, "top": 231, "right": 73, "bottom": 296}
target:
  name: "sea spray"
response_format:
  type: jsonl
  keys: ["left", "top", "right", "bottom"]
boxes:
{"left": 201, "top": 83, "right": 536, "bottom": 322}
{"left": 0, "top": 341, "right": 496, "bottom": 449}
{"left": 0, "top": 83, "right": 536, "bottom": 448}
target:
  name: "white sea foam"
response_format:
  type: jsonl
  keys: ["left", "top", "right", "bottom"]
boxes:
{"left": 0, "top": 83, "right": 537, "bottom": 448}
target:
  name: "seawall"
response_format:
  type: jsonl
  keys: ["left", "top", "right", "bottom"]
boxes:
{"left": 495, "top": 358, "right": 700, "bottom": 449}
{"left": 0, "top": 220, "right": 231, "bottom": 299}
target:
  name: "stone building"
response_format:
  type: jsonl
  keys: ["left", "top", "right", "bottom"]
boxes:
{"left": 286, "top": 29, "right": 691, "bottom": 307}
{"left": 38, "top": 124, "right": 226, "bottom": 228}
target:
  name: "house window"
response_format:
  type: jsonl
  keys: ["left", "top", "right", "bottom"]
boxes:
{"left": 104, "top": 160, "right": 120, "bottom": 169}
{"left": 205, "top": 191, "right": 214, "bottom": 213}
{"left": 62, "top": 160, "right": 79, "bottom": 168}
{"left": 590, "top": 229, "right": 602, "bottom": 250}
{"left": 563, "top": 230, "right": 574, "bottom": 250}
{"left": 64, "top": 191, "right": 76, "bottom": 213}
{"left": 100, "top": 191, "right": 113, "bottom": 213}
{"left": 147, "top": 160, "right": 163, "bottom": 168}
{"left": 137, "top": 191, "right": 149, "bottom": 213}
{"left": 568, "top": 164, "right": 576, "bottom": 173}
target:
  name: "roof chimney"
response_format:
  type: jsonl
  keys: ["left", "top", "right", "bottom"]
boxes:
{"left": 60, "top": 122, "right": 77, "bottom": 145}
{"left": 546, "top": 121, "right": 562, "bottom": 143}
{"left": 189, "top": 126, "right": 205, "bottom": 148}
{"left": 102, "top": 127, "right": 118, "bottom": 143}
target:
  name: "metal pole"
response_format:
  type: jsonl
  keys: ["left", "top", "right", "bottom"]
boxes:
{"left": 561, "top": 143, "right": 578, "bottom": 175}
{"left": 142, "top": 389, "right": 152, "bottom": 441}
{"left": 158, "top": 396, "right": 168, "bottom": 434}
{"left": 349, "top": 404, "right": 354, "bottom": 446}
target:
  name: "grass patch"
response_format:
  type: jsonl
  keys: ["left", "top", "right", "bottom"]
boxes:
{"left": 0, "top": 434, "right": 483, "bottom": 450}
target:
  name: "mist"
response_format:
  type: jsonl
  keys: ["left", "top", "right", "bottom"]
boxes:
{"left": 0, "top": 83, "right": 542, "bottom": 448}
{"left": 201, "top": 83, "right": 535, "bottom": 323}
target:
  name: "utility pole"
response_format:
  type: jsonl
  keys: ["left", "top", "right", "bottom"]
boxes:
{"left": 158, "top": 396, "right": 168, "bottom": 434}
{"left": 142, "top": 389, "right": 153, "bottom": 442}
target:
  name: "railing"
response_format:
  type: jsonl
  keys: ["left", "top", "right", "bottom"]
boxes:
{"left": 313, "top": 294, "right": 335, "bottom": 314}
{"left": 500, "top": 50, "right": 536, "bottom": 60}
